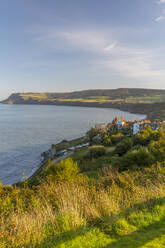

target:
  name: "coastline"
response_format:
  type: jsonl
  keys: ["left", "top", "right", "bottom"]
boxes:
{"left": 0, "top": 103, "right": 145, "bottom": 186}
{"left": 21, "top": 135, "right": 88, "bottom": 186}
{"left": 23, "top": 111, "right": 147, "bottom": 186}
{"left": 2, "top": 101, "right": 148, "bottom": 119}
{"left": 3, "top": 88, "right": 165, "bottom": 121}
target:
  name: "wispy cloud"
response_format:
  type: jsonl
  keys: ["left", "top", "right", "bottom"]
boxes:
{"left": 99, "top": 56, "right": 165, "bottom": 78}
{"left": 155, "top": 15, "right": 165, "bottom": 21}
{"left": 157, "top": 0, "right": 165, "bottom": 4}
{"left": 155, "top": 8, "right": 165, "bottom": 21}
{"left": 156, "top": 2, "right": 165, "bottom": 21}
{"left": 28, "top": 27, "right": 165, "bottom": 79}
{"left": 33, "top": 28, "right": 117, "bottom": 53}
{"left": 104, "top": 42, "right": 117, "bottom": 52}
{"left": 54, "top": 30, "right": 108, "bottom": 51}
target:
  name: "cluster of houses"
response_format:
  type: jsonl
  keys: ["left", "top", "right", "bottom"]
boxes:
{"left": 94, "top": 117, "right": 161, "bottom": 135}
{"left": 42, "top": 117, "right": 162, "bottom": 162}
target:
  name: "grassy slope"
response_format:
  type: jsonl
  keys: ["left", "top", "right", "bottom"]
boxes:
{"left": 35, "top": 197, "right": 165, "bottom": 248}
{"left": 1, "top": 157, "right": 165, "bottom": 247}
{"left": 2, "top": 129, "right": 165, "bottom": 247}
{"left": 22, "top": 145, "right": 165, "bottom": 248}
{"left": 35, "top": 146, "right": 165, "bottom": 248}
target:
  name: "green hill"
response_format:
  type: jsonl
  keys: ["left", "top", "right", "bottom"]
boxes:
{"left": 2, "top": 88, "right": 165, "bottom": 120}
{"left": 1, "top": 125, "right": 165, "bottom": 247}
{"left": 3, "top": 88, "right": 165, "bottom": 104}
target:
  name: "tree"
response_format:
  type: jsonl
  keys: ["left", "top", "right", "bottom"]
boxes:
{"left": 133, "top": 128, "right": 151, "bottom": 146}
{"left": 150, "top": 139, "right": 165, "bottom": 162}
{"left": 115, "top": 138, "right": 133, "bottom": 156}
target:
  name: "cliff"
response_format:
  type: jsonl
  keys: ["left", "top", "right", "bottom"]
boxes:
{"left": 2, "top": 88, "right": 165, "bottom": 120}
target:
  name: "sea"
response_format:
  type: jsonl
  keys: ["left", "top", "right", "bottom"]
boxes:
{"left": 0, "top": 104, "right": 146, "bottom": 185}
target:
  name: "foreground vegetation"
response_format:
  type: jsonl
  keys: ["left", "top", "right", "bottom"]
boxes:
{"left": 1, "top": 127, "right": 165, "bottom": 247}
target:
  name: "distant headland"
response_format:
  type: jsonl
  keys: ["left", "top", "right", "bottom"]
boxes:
{"left": 2, "top": 88, "right": 165, "bottom": 120}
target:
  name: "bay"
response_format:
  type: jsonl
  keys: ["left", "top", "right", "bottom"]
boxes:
{"left": 0, "top": 104, "right": 145, "bottom": 184}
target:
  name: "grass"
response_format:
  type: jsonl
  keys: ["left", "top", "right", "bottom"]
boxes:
{"left": 19, "top": 93, "right": 165, "bottom": 104}
{"left": 20, "top": 93, "right": 52, "bottom": 101}
{"left": 34, "top": 227, "right": 112, "bottom": 248}
{"left": 71, "top": 146, "right": 115, "bottom": 178}
{"left": 3, "top": 126, "right": 165, "bottom": 248}
{"left": 1, "top": 162, "right": 165, "bottom": 247}
{"left": 32, "top": 197, "right": 165, "bottom": 248}
{"left": 126, "top": 94, "right": 165, "bottom": 103}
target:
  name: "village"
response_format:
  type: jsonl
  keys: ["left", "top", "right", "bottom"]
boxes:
{"left": 42, "top": 117, "right": 163, "bottom": 163}
{"left": 95, "top": 117, "right": 161, "bottom": 135}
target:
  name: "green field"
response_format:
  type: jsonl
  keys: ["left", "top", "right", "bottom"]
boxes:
{"left": 18, "top": 93, "right": 165, "bottom": 104}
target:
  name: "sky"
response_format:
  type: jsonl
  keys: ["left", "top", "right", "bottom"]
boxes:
{"left": 0, "top": 0, "right": 165, "bottom": 99}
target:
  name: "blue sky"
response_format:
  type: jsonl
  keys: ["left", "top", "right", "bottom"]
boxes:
{"left": 1, "top": 0, "right": 165, "bottom": 99}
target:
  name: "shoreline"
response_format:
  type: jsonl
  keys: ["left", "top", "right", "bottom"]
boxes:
{"left": 2, "top": 101, "right": 148, "bottom": 119}
{"left": 23, "top": 112, "right": 148, "bottom": 186}
{"left": 0, "top": 103, "right": 145, "bottom": 187}
{"left": 18, "top": 135, "right": 89, "bottom": 186}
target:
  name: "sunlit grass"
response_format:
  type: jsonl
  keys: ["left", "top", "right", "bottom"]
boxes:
{"left": 1, "top": 162, "right": 165, "bottom": 247}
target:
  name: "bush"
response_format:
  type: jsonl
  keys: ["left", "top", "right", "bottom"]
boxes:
{"left": 119, "top": 147, "right": 154, "bottom": 170}
{"left": 150, "top": 139, "right": 165, "bottom": 162}
{"left": 133, "top": 131, "right": 150, "bottom": 146}
{"left": 115, "top": 138, "right": 133, "bottom": 156}
{"left": 111, "top": 133, "right": 124, "bottom": 145}
{"left": 133, "top": 127, "right": 162, "bottom": 146}
{"left": 150, "top": 130, "right": 162, "bottom": 141}
{"left": 85, "top": 146, "right": 106, "bottom": 159}
{"left": 103, "top": 134, "right": 112, "bottom": 146}
{"left": 112, "top": 218, "right": 136, "bottom": 236}
{"left": 46, "top": 158, "right": 79, "bottom": 181}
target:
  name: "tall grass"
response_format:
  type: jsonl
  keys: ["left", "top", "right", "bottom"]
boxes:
{"left": 0, "top": 163, "right": 165, "bottom": 247}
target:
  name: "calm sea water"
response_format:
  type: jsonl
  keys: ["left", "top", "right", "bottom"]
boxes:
{"left": 0, "top": 104, "right": 145, "bottom": 185}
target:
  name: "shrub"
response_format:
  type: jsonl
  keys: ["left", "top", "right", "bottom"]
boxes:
{"left": 102, "top": 134, "right": 112, "bottom": 146}
{"left": 150, "top": 139, "right": 165, "bottom": 162}
{"left": 46, "top": 158, "right": 79, "bottom": 181}
{"left": 85, "top": 146, "right": 106, "bottom": 159}
{"left": 133, "top": 131, "right": 150, "bottom": 146}
{"left": 111, "top": 133, "right": 124, "bottom": 145}
{"left": 133, "top": 127, "right": 163, "bottom": 146}
{"left": 150, "top": 130, "right": 162, "bottom": 141}
{"left": 115, "top": 138, "right": 133, "bottom": 156}
{"left": 112, "top": 218, "right": 136, "bottom": 236}
{"left": 119, "top": 147, "right": 154, "bottom": 170}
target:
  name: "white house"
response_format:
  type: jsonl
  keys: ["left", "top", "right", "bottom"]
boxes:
{"left": 133, "top": 122, "right": 140, "bottom": 135}
{"left": 117, "top": 119, "right": 125, "bottom": 129}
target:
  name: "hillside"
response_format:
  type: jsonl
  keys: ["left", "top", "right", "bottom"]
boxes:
{"left": 2, "top": 88, "right": 165, "bottom": 120}
{"left": 1, "top": 125, "right": 165, "bottom": 247}
{"left": 3, "top": 88, "right": 165, "bottom": 104}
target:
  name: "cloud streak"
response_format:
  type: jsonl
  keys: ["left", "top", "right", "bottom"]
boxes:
{"left": 156, "top": 1, "right": 165, "bottom": 21}
{"left": 155, "top": 9, "right": 165, "bottom": 21}
{"left": 156, "top": 15, "right": 165, "bottom": 21}
{"left": 29, "top": 27, "right": 165, "bottom": 80}
{"left": 157, "top": 0, "right": 165, "bottom": 4}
